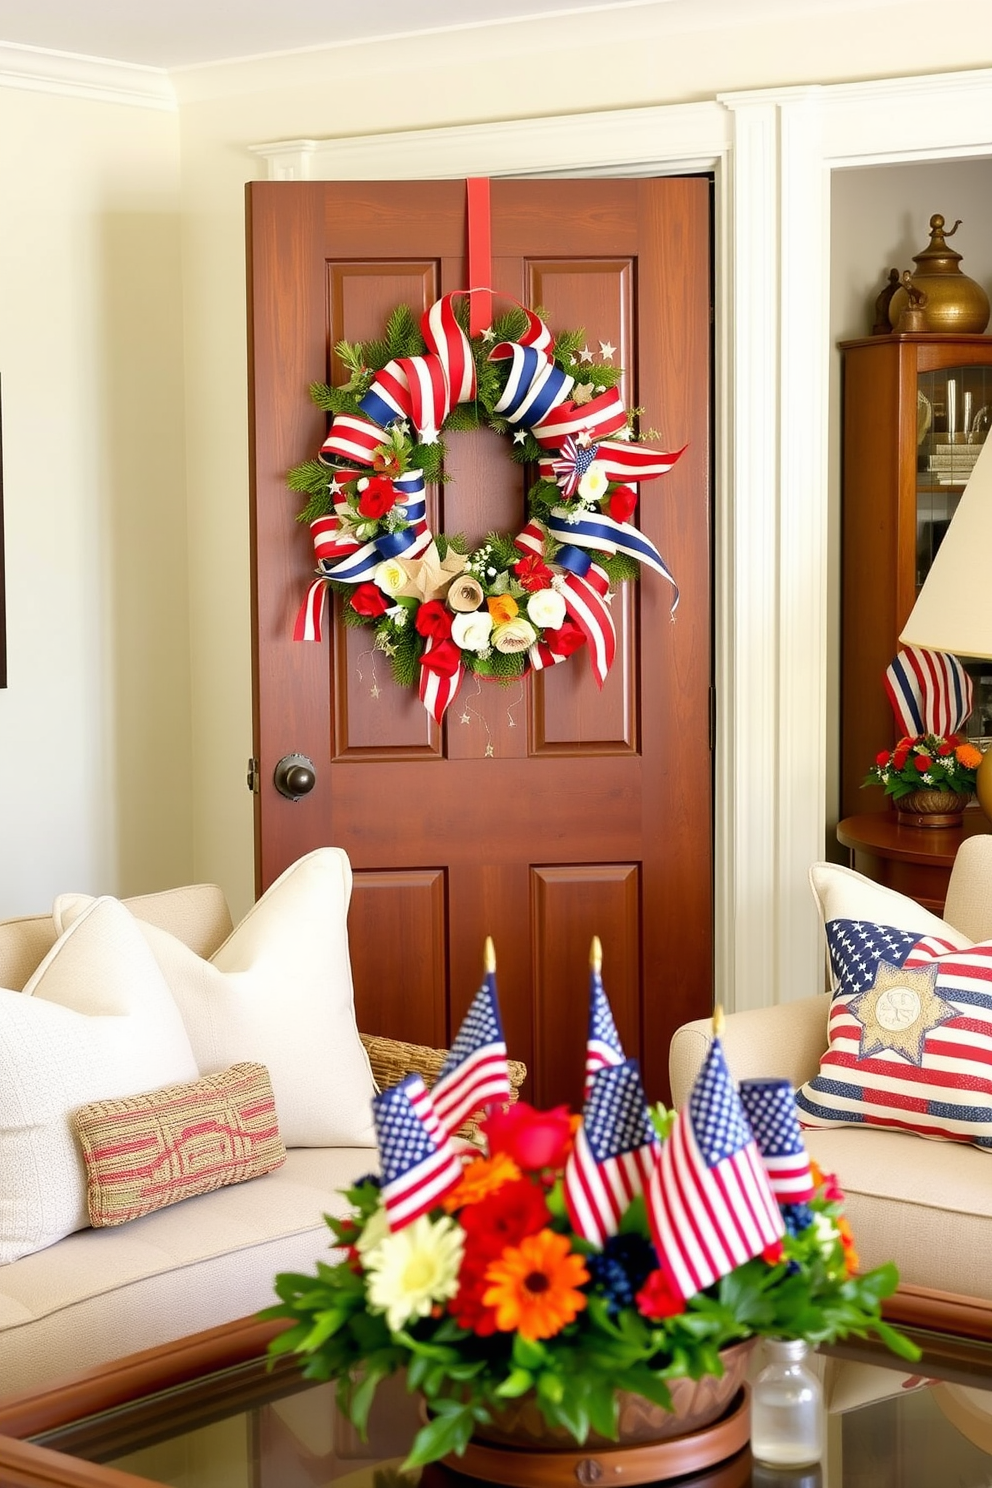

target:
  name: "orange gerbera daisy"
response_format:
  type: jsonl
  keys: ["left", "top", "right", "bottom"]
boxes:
{"left": 482, "top": 1229, "right": 589, "bottom": 1340}
{"left": 442, "top": 1151, "right": 521, "bottom": 1212}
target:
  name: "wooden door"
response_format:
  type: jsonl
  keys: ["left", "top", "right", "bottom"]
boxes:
{"left": 247, "top": 178, "right": 712, "bottom": 1108}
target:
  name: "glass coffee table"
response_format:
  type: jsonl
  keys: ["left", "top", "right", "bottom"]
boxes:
{"left": 3, "top": 1310, "right": 992, "bottom": 1488}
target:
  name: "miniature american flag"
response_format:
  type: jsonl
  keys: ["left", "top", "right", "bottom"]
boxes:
{"left": 739, "top": 1078, "right": 816, "bottom": 1204}
{"left": 430, "top": 943, "right": 511, "bottom": 1141}
{"left": 565, "top": 1059, "right": 660, "bottom": 1249}
{"left": 585, "top": 938, "right": 626, "bottom": 1100}
{"left": 646, "top": 1034, "right": 784, "bottom": 1302}
{"left": 371, "top": 1074, "right": 463, "bottom": 1231}
{"left": 884, "top": 645, "right": 973, "bottom": 738}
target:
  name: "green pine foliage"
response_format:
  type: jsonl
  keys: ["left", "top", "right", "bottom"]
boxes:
{"left": 407, "top": 441, "right": 445, "bottom": 484}
{"left": 388, "top": 627, "right": 423, "bottom": 689}
{"left": 484, "top": 531, "right": 522, "bottom": 571}
{"left": 598, "top": 551, "right": 641, "bottom": 586}
{"left": 310, "top": 382, "right": 366, "bottom": 417}
{"left": 473, "top": 649, "right": 527, "bottom": 681}
{"left": 442, "top": 402, "right": 483, "bottom": 432}
{"left": 385, "top": 304, "right": 425, "bottom": 360}
{"left": 553, "top": 327, "right": 586, "bottom": 365}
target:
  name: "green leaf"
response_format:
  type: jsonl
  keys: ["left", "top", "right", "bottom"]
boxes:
{"left": 494, "top": 1368, "right": 534, "bottom": 1399}
{"left": 402, "top": 1404, "right": 476, "bottom": 1469}
{"left": 871, "top": 1320, "right": 923, "bottom": 1362}
{"left": 348, "top": 1366, "right": 387, "bottom": 1436}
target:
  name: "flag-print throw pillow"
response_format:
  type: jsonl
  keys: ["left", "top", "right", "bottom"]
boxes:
{"left": 796, "top": 863, "right": 992, "bottom": 1149}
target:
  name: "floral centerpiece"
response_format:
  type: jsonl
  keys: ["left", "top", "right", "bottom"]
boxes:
{"left": 263, "top": 951, "right": 919, "bottom": 1470}
{"left": 864, "top": 732, "right": 982, "bottom": 802}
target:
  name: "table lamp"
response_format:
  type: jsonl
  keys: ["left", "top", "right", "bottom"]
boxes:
{"left": 900, "top": 436, "right": 992, "bottom": 819}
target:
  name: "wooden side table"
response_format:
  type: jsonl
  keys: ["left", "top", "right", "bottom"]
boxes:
{"left": 836, "top": 810, "right": 992, "bottom": 915}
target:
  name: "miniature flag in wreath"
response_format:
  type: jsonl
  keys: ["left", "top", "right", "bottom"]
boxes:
{"left": 646, "top": 1034, "right": 784, "bottom": 1302}
{"left": 739, "top": 1077, "right": 816, "bottom": 1233}
{"left": 584, "top": 936, "right": 626, "bottom": 1100}
{"left": 371, "top": 1074, "right": 463, "bottom": 1231}
{"left": 430, "top": 942, "right": 511, "bottom": 1140}
{"left": 565, "top": 1058, "right": 661, "bottom": 1249}
{"left": 884, "top": 644, "right": 973, "bottom": 738}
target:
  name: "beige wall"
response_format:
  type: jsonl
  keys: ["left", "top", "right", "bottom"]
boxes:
{"left": 3, "top": 0, "right": 992, "bottom": 925}
{"left": 0, "top": 86, "right": 188, "bottom": 917}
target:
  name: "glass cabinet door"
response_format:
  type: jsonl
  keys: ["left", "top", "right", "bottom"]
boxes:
{"left": 916, "top": 361, "right": 992, "bottom": 742}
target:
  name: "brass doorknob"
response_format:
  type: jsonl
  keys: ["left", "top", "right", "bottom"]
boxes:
{"left": 273, "top": 754, "right": 316, "bottom": 801}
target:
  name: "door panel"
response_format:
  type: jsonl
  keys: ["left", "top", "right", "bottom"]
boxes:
{"left": 247, "top": 177, "right": 712, "bottom": 1107}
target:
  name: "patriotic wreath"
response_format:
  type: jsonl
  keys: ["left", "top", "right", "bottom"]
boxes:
{"left": 291, "top": 292, "right": 683, "bottom": 723}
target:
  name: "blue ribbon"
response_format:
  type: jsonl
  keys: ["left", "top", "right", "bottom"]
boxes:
{"left": 555, "top": 544, "right": 593, "bottom": 578}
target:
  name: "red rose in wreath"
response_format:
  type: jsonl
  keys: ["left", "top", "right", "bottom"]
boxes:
{"left": 357, "top": 476, "right": 397, "bottom": 519}
{"left": 350, "top": 583, "right": 390, "bottom": 619}
{"left": 415, "top": 600, "right": 454, "bottom": 642}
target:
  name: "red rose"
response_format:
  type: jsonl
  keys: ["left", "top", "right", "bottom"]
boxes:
{"left": 892, "top": 749, "right": 909, "bottom": 771}
{"left": 415, "top": 601, "right": 454, "bottom": 641}
{"left": 549, "top": 616, "right": 586, "bottom": 658}
{"left": 913, "top": 754, "right": 931, "bottom": 772}
{"left": 635, "top": 1268, "right": 685, "bottom": 1320}
{"left": 357, "top": 475, "right": 397, "bottom": 520}
{"left": 350, "top": 583, "right": 389, "bottom": 619}
{"left": 937, "top": 741, "right": 954, "bottom": 757}
{"left": 418, "top": 639, "right": 462, "bottom": 678}
{"left": 460, "top": 1179, "right": 551, "bottom": 1258}
{"left": 609, "top": 485, "right": 638, "bottom": 523}
{"left": 448, "top": 1255, "right": 500, "bottom": 1335}
{"left": 513, "top": 554, "right": 554, "bottom": 592}
{"left": 481, "top": 1102, "right": 573, "bottom": 1173}
{"left": 875, "top": 750, "right": 891, "bottom": 766}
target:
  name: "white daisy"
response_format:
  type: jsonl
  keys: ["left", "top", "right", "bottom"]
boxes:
{"left": 363, "top": 1214, "right": 465, "bottom": 1334}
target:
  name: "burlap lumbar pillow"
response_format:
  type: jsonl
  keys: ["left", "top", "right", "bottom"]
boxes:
{"left": 72, "top": 1062, "right": 286, "bottom": 1227}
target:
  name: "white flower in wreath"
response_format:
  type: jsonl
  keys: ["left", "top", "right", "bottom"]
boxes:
{"left": 576, "top": 460, "right": 610, "bottom": 503}
{"left": 375, "top": 559, "right": 407, "bottom": 597}
{"left": 451, "top": 609, "right": 494, "bottom": 653}
{"left": 493, "top": 617, "right": 538, "bottom": 654}
{"left": 527, "top": 588, "right": 567, "bottom": 631}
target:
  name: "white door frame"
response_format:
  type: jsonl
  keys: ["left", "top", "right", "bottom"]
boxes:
{"left": 252, "top": 66, "right": 992, "bottom": 1016}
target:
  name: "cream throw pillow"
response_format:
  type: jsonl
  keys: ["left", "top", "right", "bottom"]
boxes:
{"left": 0, "top": 897, "right": 199, "bottom": 1264}
{"left": 56, "top": 849, "right": 377, "bottom": 1149}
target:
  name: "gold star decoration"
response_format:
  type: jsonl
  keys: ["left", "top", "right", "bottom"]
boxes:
{"left": 392, "top": 540, "right": 468, "bottom": 602}
{"left": 572, "top": 382, "right": 596, "bottom": 405}
{"left": 848, "top": 959, "right": 958, "bottom": 1065}
{"left": 599, "top": 340, "right": 617, "bottom": 361}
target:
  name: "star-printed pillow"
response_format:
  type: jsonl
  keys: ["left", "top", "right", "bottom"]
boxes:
{"left": 797, "top": 865, "right": 992, "bottom": 1148}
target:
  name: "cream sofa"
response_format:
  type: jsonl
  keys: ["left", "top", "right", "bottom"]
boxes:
{"left": 670, "top": 835, "right": 992, "bottom": 1316}
{"left": 0, "top": 851, "right": 510, "bottom": 1398}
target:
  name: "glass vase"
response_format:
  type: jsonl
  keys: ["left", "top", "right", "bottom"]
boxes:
{"left": 750, "top": 1338, "right": 824, "bottom": 1469}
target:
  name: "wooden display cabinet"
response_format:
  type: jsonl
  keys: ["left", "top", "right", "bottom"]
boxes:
{"left": 839, "top": 333, "right": 992, "bottom": 820}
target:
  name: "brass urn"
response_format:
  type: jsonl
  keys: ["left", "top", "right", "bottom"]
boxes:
{"left": 889, "top": 214, "right": 990, "bottom": 334}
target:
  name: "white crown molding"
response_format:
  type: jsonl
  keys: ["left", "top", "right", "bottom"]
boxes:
{"left": 0, "top": 41, "right": 175, "bottom": 110}
{"left": 248, "top": 101, "right": 730, "bottom": 181}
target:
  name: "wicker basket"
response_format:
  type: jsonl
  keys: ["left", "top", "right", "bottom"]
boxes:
{"left": 359, "top": 1032, "right": 527, "bottom": 1142}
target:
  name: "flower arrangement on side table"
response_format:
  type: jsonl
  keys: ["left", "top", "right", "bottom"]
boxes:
{"left": 263, "top": 944, "right": 919, "bottom": 1470}
{"left": 864, "top": 732, "right": 982, "bottom": 803}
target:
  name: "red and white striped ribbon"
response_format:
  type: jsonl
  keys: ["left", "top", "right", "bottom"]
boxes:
{"left": 515, "top": 521, "right": 616, "bottom": 686}
{"left": 319, "top": 413, "right": 385, "bottom": 467}
{"left": 418, "top": 638, "right": 465, "bottom": 725}
{"left": 358, "top": 293, "right": 477, "bottom": 444}
{"left": 531, "top": 387, "right": 628, "bottom": 448}
{"left": 538, "top": 440, "right": 685, "bottom": 486}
